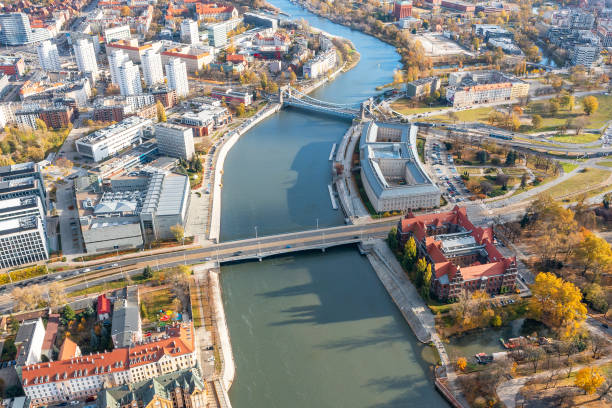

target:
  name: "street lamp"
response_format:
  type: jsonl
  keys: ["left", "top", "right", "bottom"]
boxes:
{"left": 316, "top": 218, "right": 319, "bottom": 230}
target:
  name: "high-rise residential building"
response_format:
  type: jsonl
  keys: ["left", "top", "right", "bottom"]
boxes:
{"left": 73, "top": 38, "right": 99, "bottom": 81}
{"left": 108, "top": 49, "right": 130, "bottom": 86}
{"left": 141, "top": 49, "right": 164, "bottom": 87}
{"left": 118, "top": 60, "right": 142, "bottom": 96}
{"left": 207, "top": 23, "right": 227, "bottom": 47}
{"left": 0, "top": 12, "right": 32, "bottom": 45}
{"left": 37, "top": 40, "right": 61, "bottom": 71}
{"left": 165, "top": 58, "right": 189, "bottom": 98}
{"left": 181, "top": 19, "right": 200, "bottom": 45}
{"left": 155, "top": 123, "right": 195, "bottom": 160}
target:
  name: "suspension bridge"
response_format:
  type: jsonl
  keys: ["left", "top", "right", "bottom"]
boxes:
{"left": 278, "top": 86, "right": 370, "bottom": 119}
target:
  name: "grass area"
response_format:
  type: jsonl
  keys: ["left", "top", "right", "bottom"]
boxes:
{"left": 549, "top": 133, "right": 600, "bottom": 144}
{"left": 389, "top": 98, "right": 448, "bottom": 116}
{"left": 140, "top": 288, "right": 177, "bottom": 325}
{"left": 539, "top": 168, "right": 611, "bottom": 200}
{"left": 560, "top": 161, "right": 579, "bottom": 173}
{"left": 582, "top": 94, "right": 612, "bottom": 129}
{"left": 429, "top": 106, "right": 494, "bottom": 123}
{"left": 416, "top": 137, "right": 425, "bottom": 162}
{"left": 597, "top": 160, "right": 612, "bottom": 167}
{"left": 68, "top": 273, "right": 153, "bottom": 297}
{"left": 514, "top": 136, "right": 559, "bottom": 147}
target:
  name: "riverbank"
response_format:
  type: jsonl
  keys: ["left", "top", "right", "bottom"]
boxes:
{"left": 209, "top": 270, "right": 235, "bottom": 390}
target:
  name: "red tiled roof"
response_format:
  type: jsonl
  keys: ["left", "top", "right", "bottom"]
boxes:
{"left": 226, "top": 54, "right": 245, "bottom": 63}
{"left": 97, "top": 294, "right": 111, "bottom": 315}
{"left": 57, "top": 338, "right": 79, "bottom": 361}
{"left": 22, "top": 323, "right": 195, "bottom": 387}
{"left": 41, "top": 314, "right": 59, "bottom": 352}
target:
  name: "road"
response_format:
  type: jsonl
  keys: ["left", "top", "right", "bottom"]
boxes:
{"left": 0, "top": 221, "right": 396, "bottom": 312}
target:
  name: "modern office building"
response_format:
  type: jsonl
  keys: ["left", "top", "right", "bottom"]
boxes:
{"left": 207, "top": 23, "right": 227, "bottom": 47}
{"left": 21, "top": 322, "right": 198, "bottom": 406}
{"left": 75, "top": 116, "right": 152, "bottom": 162}
{"left": 37, "top": 40, "right": 61, "bottom": 72}
{"left": 0, "top": 13, "right": 48, "bottom": 45}
{"left": 397, "top": 206, "right": 518, "bottom": 301}
{"left": 210, "top": 87, "right": 252, "bottom": 106}
{"left": 446, "top": 70, "right": 529, "bottom": 108}
{"left": 165, "top": 58, "right": 189, "bottom": 98}
{"left": 0, "top": 195, "right": 48, "bottom": 269}
{"left": 108, "top": 49, "right": 130, "bottom": 86}
{"left": 155, "top": 123, "right": 195, "bottom": 160}
{"left": 0, "top": 162, "right": 47, "bottom": 212}
{"left": 73, "top": 38, "right": 99, "bottom": 81}
{"left": 104, "top": 25, "right": 132, "bottom": 43}
{"left": 359, "top": 122, "right": 440, "bottom": 212}
{"left": 141, "top": 49, "right": 164, "bottom": 87}
{"left": 118, "top": 60, "right": 142, "bottom": 96}
{"left": 180, "top": 19, "right": 200, "bottom": 45}
{"left": 405, "top": 77, "right": 440, "bottom": 98}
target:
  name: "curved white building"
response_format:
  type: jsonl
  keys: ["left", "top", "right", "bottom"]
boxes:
{"left": 359, "top": 121, "right": 440, "bottom": 212}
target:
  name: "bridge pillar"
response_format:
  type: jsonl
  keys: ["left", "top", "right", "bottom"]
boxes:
{"left": 321, "top": 247, "right": 326, "bottom": 252}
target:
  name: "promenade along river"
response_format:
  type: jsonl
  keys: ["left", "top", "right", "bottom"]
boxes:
{"left": 219, "top": 1, "right": 449, "bottom": 406}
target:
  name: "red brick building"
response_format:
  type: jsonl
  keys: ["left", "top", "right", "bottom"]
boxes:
{"left": 39, "top": 105, "right": 74, "bottom": 129}
{"left": 398, "top": 206, "right": 517, "bottom": 301}
{"left": 0, "top": 56, "right": 25, "bottom": 76}
{"left": 393, "top": 1, "right": 413, "bottom": 19}
{"left": 152, "top": 87, "right": 178, "bottom": 108}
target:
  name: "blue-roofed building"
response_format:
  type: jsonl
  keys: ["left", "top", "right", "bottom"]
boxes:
{"left": 359, "top": 121, "right": 440, "bottom": 212}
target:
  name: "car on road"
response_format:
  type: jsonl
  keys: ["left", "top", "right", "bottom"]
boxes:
{"left": 285, "top": 245, "right": 292, "bottom": 248}
{"left": 233, "top": 251, "right": 242, "bottom": 256}
{"left": 204, "top": 257, "right": 211, "bottom": 261}
{"left": 111, "top": 263, "right": 119, "bottom": 267}
{"left": 83, "top": 268, "right": 91, "bottom": 273}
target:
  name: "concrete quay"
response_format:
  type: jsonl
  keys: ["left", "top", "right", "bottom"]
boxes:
{"left": 208, "top": 103, "right": 281, "bottom": 242}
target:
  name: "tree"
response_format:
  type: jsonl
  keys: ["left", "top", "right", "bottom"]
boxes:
{"left": 35, "top": 118, "right": 47, "bottom": 132}
{"left": 47, "top": 282, "right": 66, "bottom": 307}
{"left": 170, "top": 224, "right": 185, "bottom": 243}
{"left": 120, "top": 5, "right": 131, "bottom": 16}
{"left": 571, "top": 116, "right": 590, "bottom": 135}
{"left": 156, "top": 101, "right": 167, "bottom": 122}
{"left": 531, "top": 114, "right": 543, "bottom": 129}
{"left": 143, "top": 265, "right": 153, "bottom": 279}
{"left": 510, "top": 114, "right": 521, "bottom": 131}
{"left": 62, "top": 305, "right": 76, "bottom": 322}
{"left": 549, "top": 100, "right": 560, "bottom": 116}
{"left": 403, "top": 236, "right": 417, "bottom": 266}
{"left": 582, "top": 95, "right": 599, "bottom": 115}
{"left": 415, "top": 257, "right": 428, "bottom": 287}
{"left": 476, "top": 150, "right": 488, "bottom": 164}
{"left": 289, "top": 70, "right": 297, "bottom": 84}
{"left": 584, "top": 283, "right": 608, "bottom": 312}
{"left": 387, "top": 227, "right": 399, "bottom": 252}
{"left": 456, "top": 357, "right": 467, "bottom": 371}
{"left": 505, "top": 150, "right": 517, "bottom": 166}
{"left": 529, "top": 272, "right": 587, "bottom": 338}
{"left": 574, "top": 228, "right": 612, "bottom": 278}
{"left": 55, "top": 157, "right": 73, "bottom": 173}
{"left": 236, "top": 103, "right": 246, "bottom": 117}
{"left": 575, "top": 367, "right": 605, "bottom": 394}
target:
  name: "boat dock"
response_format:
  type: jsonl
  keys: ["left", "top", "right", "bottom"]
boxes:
{"left": 329, "top": 143, "right": 337, "bottom": 160}
{"left": 328, "top": 184, "right": 338, "bottom": 209}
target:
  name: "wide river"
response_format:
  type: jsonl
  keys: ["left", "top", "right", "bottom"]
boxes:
{"left": 219, "top": 1, "right": 449, "bottom": 406}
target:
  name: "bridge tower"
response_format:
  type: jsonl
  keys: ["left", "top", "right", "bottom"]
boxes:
{"left": 279, "top": 85, "right": 291, "bottom": 104}
{"left": 360, "top": 98, "right": 372, "bottom": 120}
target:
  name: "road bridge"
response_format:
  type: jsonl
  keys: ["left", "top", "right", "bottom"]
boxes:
{"left": 0, "top": 222, "right": 398, "bottom": 311}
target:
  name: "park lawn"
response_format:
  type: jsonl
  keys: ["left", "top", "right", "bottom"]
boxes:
{"left": 581, "top": 94, "right": 612, "bottom": 129}
{"left": 140, "top": 288, "right": 178, "bottom": 324}
{"left": 513, "top": 136, "right": 559, "bottom": 147}
{"left": 560, "top": 161, "right": 579, "bottom": 173}
{"left": 597, "top": 160, "right": 612, "bottom": 167}
{"left": 428, "top": 106, "right": 494, "bottom": 123}
{"left": 539, "top": 168, "right": 611, "bottom": 200}
{"left": 390, "top": 99, "right": 449, "bottom": 115}
{"left": 548, "top": 133, "right": 600, "bottom": 144}
{"left": 522, "top": 101, "right": 582, "bottom": 133}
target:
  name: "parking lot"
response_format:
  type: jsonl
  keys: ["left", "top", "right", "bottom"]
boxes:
{"left": 425, "top": 139, "right": 471, "bottom": 204}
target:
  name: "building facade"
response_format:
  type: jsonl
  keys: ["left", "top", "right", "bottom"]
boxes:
{"left": 109, "top": 50, "right": 130, "bottom": 87}
{"left": 397, "top": 206, "right": 518, "bottom": 300}
{"left": 76, "top": 117, "right": 152, "bottom": 162}
{"left": 165, "top": 59, "right": 189, "bottom": 98}
{"left": 155, "top": 123, "right": 195, "bottom": 160}
{"left": 446, "top": 70, "right": 529, "bottom": 108}
{"left": 393, "top": 1, "right": 413, "bottom": 19}
{"left": 180, "top": 19, "right": 200, "bottom": 45}
{"left": 0, "top": 13, "right": 32, "bottom": 45}
{"left": 73, "top": 39, "right": 99, "bottom": 81}
{"left": 104, "top": 25, "right": 132, "bottom": 43}
{"left": 141, "top": 50, "right": 165, "bottom": 87}
{"left": 21, "top": 323, "right": 198, "bottom": 405}
{"left": 118, "top": 61, "right": 142, "bottom": 96}
{"left": 37, "top": 40, "right": 61, "bottom": 72}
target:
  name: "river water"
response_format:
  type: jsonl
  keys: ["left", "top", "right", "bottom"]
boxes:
{"left": 219, "top": 1, "right": 449, "bottom": 406}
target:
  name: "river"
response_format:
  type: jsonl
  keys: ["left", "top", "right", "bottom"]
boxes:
{"left": 219, "top": 1, "right": 449, "bottom": 406}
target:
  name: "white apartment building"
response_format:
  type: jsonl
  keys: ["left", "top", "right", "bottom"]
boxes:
{"left": 21, "top": 323, "right": 198, "bottom": 406}
{"left": 75, "top": 116, "right": 152, "bottom": 162}
{"left": 165, "top": 58, "right": 189, "bottom": 98}
{"left": 104, "top": 25, "right": 131, "bottom": 43}
{"left": 303, "top": 48, "right": 336, "bottom": 79}
{"left": 73, "top": 38, "right": 99, "bottom": 81}
{"left": 108, "top": 49, "right": 130, "bottom": 86}
{"left": 125, "top": 93, "right": 154, "bottom": 110}
{"left": 15, "top": 318, "right": 46, "bottom": 367}
{"left": 141, "top": 49, "right": 164, "bottom": 87}
{"left": 155, "top": 123, "right": 195, "bottom": 160}
{"left": 37, "top": 40, "right": 61, "bottom": 72}
{"left": 0, "top": 195, "right": 47, "bottom": 269}
{"left": 118, "top": 60, "right": 142, "bottom": 96}
{"left": 180, "top": 19, "right": 200, "bottom": 45}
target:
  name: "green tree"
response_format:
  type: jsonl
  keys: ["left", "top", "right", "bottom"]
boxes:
{"left": 62, "top": 305, "right": 76, "bottom": 322}
{"left": 584, "top": 283, "right": 608, "bottom": 312}
{"left": 236, "top": 103, "right": 246, "bottom": 117}
{"left": 387, "top": 227, "right": 399, "bottom": 252}
{"left": 143, "top": 265, "right": 153, "bottom": 279}
{"left": 415, "top": 257, "right": 428, "bottom": 287}
{"left": 505, "top": 150, "right": 516, "bottom": 166}
{"left": 531, "top": 114, "right": 543, "bottom": 129}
